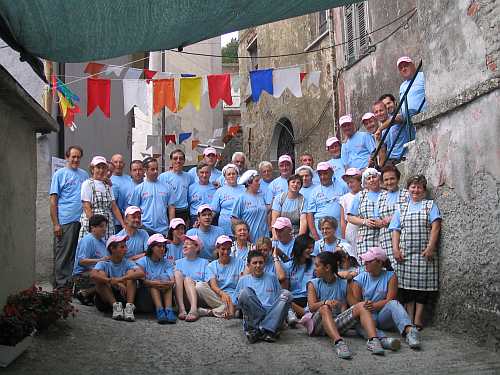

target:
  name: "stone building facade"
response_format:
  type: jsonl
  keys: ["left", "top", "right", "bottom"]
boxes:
{"left": 239, "top": 0, "right": 499, "bottom": 348}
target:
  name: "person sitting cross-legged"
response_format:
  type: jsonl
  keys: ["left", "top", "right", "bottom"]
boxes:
{"left": 91, "top": 234, "right": 145, "bottom": 321}
{"left": 136, "top": 234, "right": 177, "bottom": 324}
{"left": 235, "top": 250, "right": 293, "bottom": 344}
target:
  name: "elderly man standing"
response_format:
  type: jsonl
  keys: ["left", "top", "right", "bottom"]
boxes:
{"left": 49, "top": 145, "right": 89, "bottom": 288}
{"left": 268, "top": 155, "right": 293, "bottom": 202}
{"left": 339, "top": 114, "right": 376, "bottom": 170}
{"left": 111, "top": 154, "right": 134, "bottom": 233}
{"left": 188, "top": 147, "right": 222, "bottom": 185}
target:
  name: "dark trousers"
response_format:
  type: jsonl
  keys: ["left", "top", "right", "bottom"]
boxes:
{"left": 54, "top": 222, "right": 81, "bottom": 288}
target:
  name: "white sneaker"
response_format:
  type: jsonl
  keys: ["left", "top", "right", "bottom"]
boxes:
{"left": 287, "top": 308, "right": 299, "bottom": 328}
{"left": 112, "top": 302, "right": 124, "bottom": 320}
{"left": 124, "top": 303, "right": 135, "bottom": 322}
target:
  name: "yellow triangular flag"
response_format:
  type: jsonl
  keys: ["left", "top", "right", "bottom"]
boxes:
{"left": 178, "top": 77, "right": 202, "bottom": 111}
{"left": 58, "top": 91, "right": 70, "bottom": 118}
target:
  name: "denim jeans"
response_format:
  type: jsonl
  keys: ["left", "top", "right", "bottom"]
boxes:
{"left": 356, "top": 300, "right": 412, "bottom": 338}
{"left": 238, "top": 287, "right": 292, "bottom": 334}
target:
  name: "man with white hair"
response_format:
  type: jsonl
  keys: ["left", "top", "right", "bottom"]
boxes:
{"left": 232, "top": 152, "right": 247, "bottom": 175}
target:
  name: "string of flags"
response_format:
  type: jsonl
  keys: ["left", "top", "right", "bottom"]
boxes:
{"left": 50, "top": 62, "right": 322, "bottom": 128}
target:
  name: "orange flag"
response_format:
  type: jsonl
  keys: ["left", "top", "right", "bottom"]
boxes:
{"left": 153, "top": 79, "right": 177, "bottom": 113}
{"left": 192, "top": 139, "right": 201, "bottom": 150}
{"left": 84, "top": 62, "right": 105, "bottom": 77}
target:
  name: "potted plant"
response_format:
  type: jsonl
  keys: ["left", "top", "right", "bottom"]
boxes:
{"left": 0, "top": 285, "right": 76, "bottom": 367}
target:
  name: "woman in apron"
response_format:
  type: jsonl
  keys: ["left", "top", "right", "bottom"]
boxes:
{"left": 79, "top": 156, "right": 124, "bottom": 240}
{"left": 271, "top": 174, "right": 307, "bottom": 238}
{"left": 389, "top": 174, "right": 442, "bottom": 330}
{"left": 378, "top": 165, "right": 409, "bottom": 268}
{"left": 347, "top": 168, "right": 383, "bottom": 263}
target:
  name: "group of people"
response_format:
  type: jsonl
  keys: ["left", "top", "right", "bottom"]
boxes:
{"left": 49, "top": 56, "right": 440, "bottom": 359}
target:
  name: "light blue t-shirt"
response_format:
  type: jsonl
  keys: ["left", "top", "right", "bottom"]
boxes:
{"left": 267, "top": 176, "right": 289, "bottom": 202}
{"left": 186, "top": 225, "right": 225, "bottom": 261}
{"left": 385, "top": 122, "right": 411, "bottom": 160}
{"left": 187, "top": 182, "right": 217, "bottom": 217}
{"left": 307, "top": 277, "right": 347, "bottom": 305}
{"left": 259, "top": 179, "right": 273, "bottom": 203}
{"left": 188, "top": 166, "right": 222, "bottom": 185}
{"left": 111, "top": 174, "right": 134, "bottom": 224}
{"left": 389, "top": 200, "right": 441, "bottom": 231}
{"left": 306, "top": 181, "right": 348, "bottom": 237}
{"left": 327, "top": 158, "right": 346, "bottom": 181}
{"left": 263, "top": 257, "right": 276, "bottom": 275}
{"left": 271, "top": 193, "right": 306, "bottom": 216}
{"left": 116, "top": 228, "right": 149, "bottom": 258}
{"left": 128, "top": 179, "right": 173, "bottom": 234}
{"left": 235, "top": 273, "right": 282, "bottom": 310}
{"left": 341, "top": 131, "right": 376, "bottom": 169}
{"left": 158, "top": 171, "right": 193, "bottom": 209}
{"left": 136, "top": 256, "right": 174, "bottom": 281}
{"left": 231, "top": 192, "right": 269, "bottom": 243}
{"left": 349, "top": 191, "right": 381, "bottom": 218}
{"left": 49, "top": 167, "right": 89, "bottom": 225}
{"left": 210, "top": 184, "right": 245, "bottom": 236}
{"left": 94, "top": 258, "right": 139, "bottom": 278}
{"left": 312, "top": 171, "right": 320, "bottom": 185}
{"left": 385, "top": 189, "right": 407, "bottom": 206}
{"left": 231, "top": 242, "right": 253, "bottom": 263}
{"left": 174, "top": 257, "right": 209, "bottom": 282}
{"left": 283, "top": 261, "right": 315, "bottom": 299}
{"left": 73, "top": 233, "right": 107, "bottom": 275}
{"left": 354, "top": 270, "right": 394, "bottom": 303}
{"left": 207, "top": 257, "right": 245, "bottom": 303}
{"left": 312, "top": 237, "right": 342, "bottom": 257}
{"left": 165, "top": 242, "right": 184, "bottom": 266}
{"left": 400, "top": 71, "right": 427, "bottom": 118}
{"left": 272, "top": 238, "right": 295, "bottom": 259}
{"left": 300, "top": 184, "right": 317, "bottom": 204}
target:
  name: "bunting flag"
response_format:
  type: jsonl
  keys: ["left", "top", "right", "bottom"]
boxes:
{"left": 250, "top": 69, "right": 273, "bottom": 102}
{"left": 272, "top": 67, "right": 302, "bottom": 98}
{"left": 143, "top": 69, "right": 157, "bottom": 82}
{"left": 307, "top": 71, "right": 321, "bottom": 88}
{"left": 164, "top": 134, "right": 176, "bottom": 145}
{"left": 178, "top": 132, "right": 192, "bottom": 144}
{"left": 102, "top": 65, "right": 125, "bottom": 77}
{"left": 178, "top": 77, "right": 202, "bottom": 111}
{"left": 207, "top": 74, "right": 233, "bottom": 108}
{"left": 51, "top": 73, "right": 57, "bottom": 96}
{"left": 87, "top": 78, "right": 111, "bottom": 118}
{"left": 192, "top": 139, "right": 200, "bottom": 150}
{"left": 300, "top": 72, "right": 307, "bottom": 82}
{"left": 123, "top": 79, "right": 149, "bottom": 115}
{"left": 124, "top": 68, "right": 143, "bottom": 80}
{"left": 84, "top": 62, "right": 105, "bottom": 76}
{"left": 146, "top": 135, "right": 160, "bottom": 150}
{"left": 153, "top": 79, "right": 177, "bottom": 113}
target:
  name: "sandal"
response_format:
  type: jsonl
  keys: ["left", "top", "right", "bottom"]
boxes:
{"left": 178, "top": 311, "right": 187, "bottom": 320}
{"left": 185, "top": 312, "right": 199, "bottom": 322}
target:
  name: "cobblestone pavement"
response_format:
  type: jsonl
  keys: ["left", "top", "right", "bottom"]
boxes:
{"left": 4, "top": 303, "right": 500, "bottom": 375}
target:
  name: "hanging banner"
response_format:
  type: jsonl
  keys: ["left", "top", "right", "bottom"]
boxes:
{"left": 84, "top": 62, "right": 105, "bottom": 76}
{"left": 178, "top": 77, "right": 202, "bottom": 111}
{"left": 272, "top": 66, "right": 302, "bottom": 98}
{"left": 191, "top": 139, "right": 200, "bottom": 150}
{"left": 123, "top": 79, "right": 149, "bottom": 115}
{"left": 178, "top": 132, "right": 192, "bottom": 144}
{"left": 164, "top": 134, "right": 176, "bottom": 145}
{"left": 153, "top": 79, "right": 177, "bottom": 113}
{"left": 87, "top": 78, "right": 111, "bottom": 118}
{"left": 250, "top": 69, "right": 273, "bottom": 102}
{"left": 207, "top": 74, "right": 233, "bottom": 108}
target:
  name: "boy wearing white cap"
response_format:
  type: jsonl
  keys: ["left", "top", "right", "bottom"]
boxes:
{"left": 116, "top": 206, "right": 149, "bottom": 260}
{"left": 339, "top": 115, "right": 376, "bottom": 170}
{"left": 188, "top": 147, "right": 222, "bottom": 186}
{"left": 91, "top": 234, "right": 145, "bottom": 321}
{"left": 267, "top": 155, "right": 293, "bottom": 201}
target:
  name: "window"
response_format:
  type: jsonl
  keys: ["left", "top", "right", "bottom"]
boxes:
{"left": 343, "top": 1, "right": 370, "bottom": 65}
{"left": 247, "top": 38, "right": 258, "bottom": 70}
{"left": 318, "top": 10, "right": 328, "bottom": 35}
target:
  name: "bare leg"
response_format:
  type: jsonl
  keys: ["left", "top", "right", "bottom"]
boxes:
{"left": 414, "top": 303, "right": 425, "bottom": 327}
{"left": 174, "top": 272, "right": 187, "bottom": 317}
{"left": 291, "top": 302, "right": 305, "bottom": 317}
{"left": 95, "top": 283, "right": 116, "bottom": 305}
{"left": 150, "top": 287, "right": 163, "bottom": 309}
{"left": 184, "top": 278, "right": 198, "bottom": 315}
{"left": 126, "top": 280, "right": 137, "bottom": 304}
{"left": 352, "top": 303, "right": 378, "bottom": 338}
{"left": 163, "top": 288, "right": 173, "bottom": 309}
{"left": 405, "top": 302, "right": 415, "bottom": 323}
{"left": 319, "top": 305, "right": 343, "bottom": 342}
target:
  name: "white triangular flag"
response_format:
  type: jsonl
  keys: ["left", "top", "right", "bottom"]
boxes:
{"left": 123, "top": 80, "right": 149, "bottom": 115}
{"left": 232, "top": 75, "right": 241, "bottom": 91}
{"left": 273, "top": 66, "right": 302, "bottom": 98}
{"left": 307, "top": 71, "right": 321, "bottom": 88}
{"left": 201, "top": 76, "right": 208, "bottom": 95}
{"left": 146, "top": 135, "right": 160, "bottom": 150}
{"left": 124, "top": 68, "right": 143, "bottom": 80}
{"left": 102, "top": 65, "right": 125, "bottom": 77}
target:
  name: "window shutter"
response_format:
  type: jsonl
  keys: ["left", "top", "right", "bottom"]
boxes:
{"left": 357, "top": 2, "right": 368, "bottom": 54}
{"left": 345, "top": 5, "right": 355, "bottom": 64}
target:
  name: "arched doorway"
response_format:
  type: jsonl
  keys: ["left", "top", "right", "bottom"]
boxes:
{"left": 276, "top": 117, "right": 295, "bottom": 166}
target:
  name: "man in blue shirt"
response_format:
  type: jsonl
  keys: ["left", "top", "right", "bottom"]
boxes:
{"left": 130, "top": 160, "right": 145, "bottom": 186}
{"left": 111, "top": 154, "right": 135, "bottom": 233}
{"left": 267, "top": 154, "right": 293, "bottom": 203}
{"left": 49, "top": 145, "right": 89, "bottom": 288}
{"left": 325, "top": 137, "right": 346, "bottom": 181}
{"left": 235, "top": 250, "right": 292, "bottom": 343}
{"left": 187, "top": 162, "right": 217, "bottom": 224}
{"left": 188, "top": 147, "right": 222, "bottom": 186}
{"left": 129, "top": 158, "right": 173, "bottom": 235}
{"left": 398, "top": 56, "right": 427, "bottom": 118}
{"left": 116, "top": 206, "right": 149, "bottom": 260}
{"left": 339, "top": 114, "right": 376, "bottom": 170}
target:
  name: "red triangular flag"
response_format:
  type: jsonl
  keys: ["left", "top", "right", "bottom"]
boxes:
{"left": 84, "top": 62, "right": 105, "bottom": 77}
{"left": 207, "top": 74, "right": 233, "bottom": 108}
{"left": 87, "top": 78, "right": 111, "bottom": 118}
{"left": 300, "top": 72, "right": 307, "bottom": 82}
{"left": 51, "top": 73, "right": 57, "bottom": 96}
{"left": 143, "top": 69, "right": 157, "bottom": 83}
{"left": 164, "top": 134, "right": 176, "bottom": 145}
